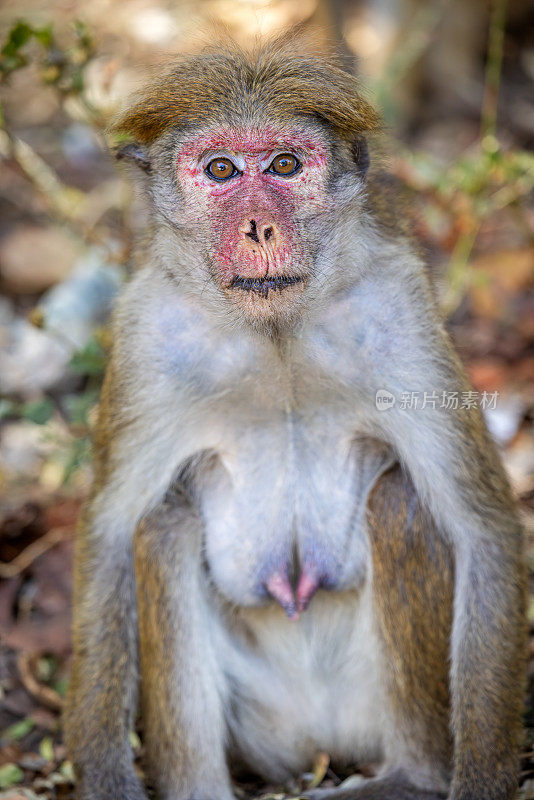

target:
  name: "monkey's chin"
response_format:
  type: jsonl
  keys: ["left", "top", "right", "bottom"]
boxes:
{"left": 224, "top": 275, "right": 307, "bottom": 327}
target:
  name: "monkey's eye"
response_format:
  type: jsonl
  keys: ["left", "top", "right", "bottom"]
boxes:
{"left": 205, "top": 157, "right": 239, "bottom": 182}
{"left": 266, "top": 153, "right": 301, "bottom": 177}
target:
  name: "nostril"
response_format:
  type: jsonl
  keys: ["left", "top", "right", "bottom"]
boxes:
{"left": 246, "top": 220, "right": 260, "bottom": 244}
{"left": 264, "top": 226, "right": 273, "bottom": 242}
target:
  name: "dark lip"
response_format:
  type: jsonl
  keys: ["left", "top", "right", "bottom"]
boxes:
{"left": 230, "top": 275, "right": 304, "bottom": 298}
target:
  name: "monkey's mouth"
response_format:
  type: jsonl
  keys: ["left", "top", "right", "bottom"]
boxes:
{"left": 230, "top": 275, "right": 304, "bottom": 298}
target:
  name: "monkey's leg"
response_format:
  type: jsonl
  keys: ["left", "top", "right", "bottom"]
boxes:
{"left": 307, "top": 464, "right": 453, "bottom": 800}
{"left": 134, "top": 489, "right": 234, "bottom": 800}
{"left": 64, "top": 517, "right": 145, "bottom": 800}
{"left": 368, "top": 465, "right": 454, "bottom": 796}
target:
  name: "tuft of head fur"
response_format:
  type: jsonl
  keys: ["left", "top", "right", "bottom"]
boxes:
{"left": 111, "top": 37, "right": 381, "bottom": 146}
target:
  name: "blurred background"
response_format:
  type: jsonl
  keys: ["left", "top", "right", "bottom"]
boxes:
{"left": 0, "top": 0, "right": 533, "bottom": 797}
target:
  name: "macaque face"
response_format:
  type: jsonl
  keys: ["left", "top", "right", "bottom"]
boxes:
{"left": 175, "top": 122, "right": 337, "bottom": 322}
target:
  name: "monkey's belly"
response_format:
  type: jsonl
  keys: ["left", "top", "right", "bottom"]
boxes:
{"left": 221, "top": 582, "right": 386, "bottom": 781}
{"left": 198, "top": 425, "right": 393, "bottom": 615}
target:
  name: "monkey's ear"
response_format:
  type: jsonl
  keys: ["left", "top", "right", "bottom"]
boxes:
{"left": 114, "top": 143, "right": 151, "bottom": 173}
{"left": 351, "top": 135, "right": 370, "bottom": 178}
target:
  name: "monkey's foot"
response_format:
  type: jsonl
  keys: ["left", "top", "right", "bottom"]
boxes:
{"left": 75, "top": 767, "right": 148, "bottom": 800}
{"left": 301, "top": 773, "right": 446, "bottom": 800}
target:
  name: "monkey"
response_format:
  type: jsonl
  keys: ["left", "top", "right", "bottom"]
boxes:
{"left": 64, "top": 39, "right": 526, "bottom": 800}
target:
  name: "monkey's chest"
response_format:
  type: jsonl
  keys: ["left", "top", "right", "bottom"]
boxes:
{"left": 197, "top": 417, "right": 392, "bottom": 611}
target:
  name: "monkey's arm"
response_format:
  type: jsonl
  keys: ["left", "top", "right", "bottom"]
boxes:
{"left": 370, "top": 279, "right": 526, "bottom": 800}
{"left": 64, "top": 509, "right": 146, "bottom": 800}
{"left": 64, "top": 433, "right": 202, "bottom": 798}
{"left": 64, "top": 317, "right": 205, "bottom": 800}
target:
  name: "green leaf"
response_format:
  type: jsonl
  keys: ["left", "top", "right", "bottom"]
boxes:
{"left": 21, "top": 397, "right": 55, "bottom": 425}
{"left": 61, "top": 435, "right": 91, "bottom": 485}
{"left": 34, "top": 24, "right": 53, "bottom": 47}
{"left": 0, "top": 763, "right": 23, "bottom": 788}
{"left": 53, "top": 676, "right": 69, "bottom": 698}
{"left": 1, "top": 716, "right": 35, "bottom": 741}
{"left": 36, "top": 655, "right": 57, "bottom": 682}
{"left": 64, "top": 389, "right": 99, "bottom": 427}
{"left": 59, "top": 760, "right": 75, "bottom": 781}
{"left": 69, "top": 66, "right": 84, "bottom": 93}
{"left": 129, "top": 730, "right": 141, "bottom": 750}
{"left": 0, "top": 398, "right": 17, "bottom": 420}
{"left": 39, "top": 735, "right": 54, "bottom": 762}
{"left": 2, "top": 21, "right": 33, "bottom": 54}
{"left": 73, "top": 20, "right": 93, "bottom": 52}
{"left": 69, "top": 339, "right": 107, "bottom": 377}
{"left": 0, "top": 19, "right": 56, "bottom": 80}
{"left": 0, "top": 52, "right": 27, "bottom": 76}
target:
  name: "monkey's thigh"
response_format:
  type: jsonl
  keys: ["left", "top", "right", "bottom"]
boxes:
{"left": 369, "top": 464, "right": 453, "bottom": 794}
{"left": 134, "top": 492, "right": 235, "bottom": 800}
{"left": 307, "top": 465, "right": 454, "bottom": 800}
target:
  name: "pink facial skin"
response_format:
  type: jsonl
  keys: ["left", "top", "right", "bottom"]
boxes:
{"left": 175, "top": 124, "right": 333, "bottom": 287}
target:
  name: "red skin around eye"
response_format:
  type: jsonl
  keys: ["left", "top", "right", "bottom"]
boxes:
{"left": 176, "top": 124, "right": 332, "bottom": 282}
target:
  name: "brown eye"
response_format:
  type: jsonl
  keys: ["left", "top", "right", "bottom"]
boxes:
{"left": 267, "top": 153, "right": 300, "bottom": 177}
{"left": 205, "top": 157, "right": 238, "bottom": 181}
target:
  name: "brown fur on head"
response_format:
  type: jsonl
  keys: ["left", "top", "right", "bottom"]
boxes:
{"left": 111, "top": 37, "right": 381, "bottom": 147}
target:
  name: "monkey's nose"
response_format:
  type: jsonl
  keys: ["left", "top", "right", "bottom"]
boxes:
{"left": 239, "top": 219, "right": 278, "bottom": 248}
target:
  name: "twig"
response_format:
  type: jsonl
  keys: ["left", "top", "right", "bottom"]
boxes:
{"left": 0, "top": 127, "right": 126, "bottom": 260}
{"left": 0, "top": 128, "right": 85, "bottom": 219}
{"left": 373, "top": 0, "right": 447, "bottom": 115}
{"left": 17, "top": 651, "right": 63, "bottom": 712}
{"left": 480, "top": 0, "right": 507, "bottom": 141}
{"left": 307, "top": 752, "right": 330, "bottom": 790}
{"left": 441, "top": 224, "right": 481, "bottom": 316}
{"left": 0, "top": 526, "right": 72, "bottom": 579}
